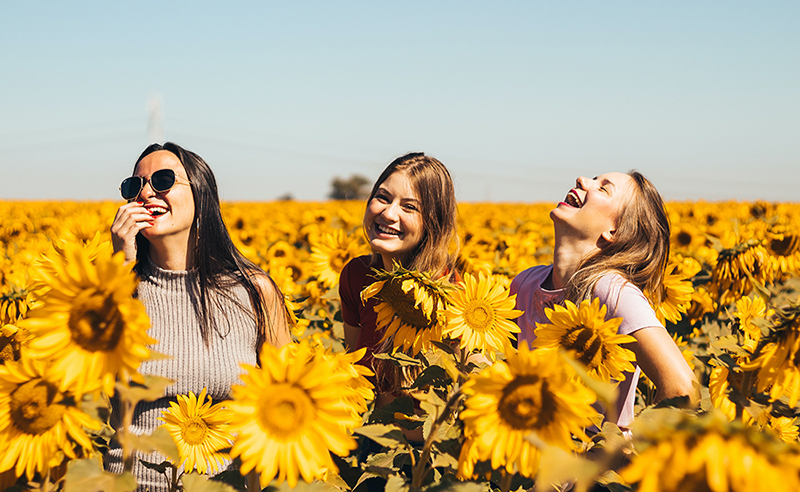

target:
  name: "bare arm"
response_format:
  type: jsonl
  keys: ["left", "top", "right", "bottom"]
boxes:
{"left": 627, "top": 326, "right": 699, "bottom": 405}
{"left": 343, "top": 322, "right": 361, "bottom": 352}
{"left": 253, "top": 275, "right": 292, "bottom": 349}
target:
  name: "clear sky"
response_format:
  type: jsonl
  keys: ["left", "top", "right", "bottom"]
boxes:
{"left": 1, "top": 1, "right": 798, "bottom": 203}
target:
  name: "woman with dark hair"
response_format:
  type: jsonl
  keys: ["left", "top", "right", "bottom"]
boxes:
{"left": 108, "top": 142, "right": 290, "bottom": 490}
{"left": 339, "top": 152, "right": 459, "bottom": 399}
{"left": 511, "top": 171, "right": 697, "bottom": 431}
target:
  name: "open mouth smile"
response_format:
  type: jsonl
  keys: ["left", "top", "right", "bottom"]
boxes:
{"left": 375, "top": 223, "right": 402, "bottom": 237}
{"left": 564, "top": 189, "right": 583, "bottom": 208}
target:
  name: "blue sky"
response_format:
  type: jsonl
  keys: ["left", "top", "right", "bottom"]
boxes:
{"left": 1, "top": 1, "right": 798, "bottom": 202}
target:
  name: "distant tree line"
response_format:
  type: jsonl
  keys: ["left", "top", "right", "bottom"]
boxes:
{"left": 329, "top": 174, "right": 371, "bottom": 200}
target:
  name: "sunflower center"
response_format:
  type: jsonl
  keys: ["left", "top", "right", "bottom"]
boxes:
{"left": 464, "top": 299, "right": 495, "bottom": 332}
{"left": 382, "top": 278, "right": 432, "bottom": 330}
{"left": 68, "top": 288, "right": 125, "bottom": 352}
{"left": 258, "top": 385, "right": 314, "bottom": 440}
{"left": 560, "top": 325, "right": 606, "bottom": 370}
{"left": 9, "top": 379, "right": 67, "bottom": 435}
{"left": 180, "top": 416, "right": 209, "bottom": 445}
{"left": 770, "top": 235, "right": 798, "bottom": 257}
{"left": 676, "top": 231, "right": 692, "bottom": 247}
{"left": 498, "top": 376, "right": 556, "bottom": 430}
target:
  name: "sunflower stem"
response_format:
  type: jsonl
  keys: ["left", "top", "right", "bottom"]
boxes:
{"left": 499, "top": 469, "right": 514, "bottom": 492}
{"left": 410, "top": 389, "right": 463, "bottom": 490}
{"left": 120, "top": 392, "right": 135, "bottom": 473}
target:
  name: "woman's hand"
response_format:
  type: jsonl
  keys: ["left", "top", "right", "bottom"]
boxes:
{"left": 110, "top": 201, "right": 153, "bottom": 264}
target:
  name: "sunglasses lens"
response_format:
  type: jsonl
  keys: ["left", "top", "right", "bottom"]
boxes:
{"left": 151, "top": 169, "right": 176, "bottom": 192}
{"left": 120, "top": 177, "right": 143, "bottom": 200}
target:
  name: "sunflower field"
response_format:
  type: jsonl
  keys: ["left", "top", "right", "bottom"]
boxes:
{"left": 1, "top": 199, "right": 800, "bottom": 492}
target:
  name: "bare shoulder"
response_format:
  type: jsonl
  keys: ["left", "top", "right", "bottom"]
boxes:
{"left": 249, "top": 271, "right": 283, "bottom": 303}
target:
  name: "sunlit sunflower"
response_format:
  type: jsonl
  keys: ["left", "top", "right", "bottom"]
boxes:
{"left": 18, "top": 240, "right": 154, "bottom": 397}
{"left": 308, "top": 229, "right": 368, "bottom": 288}
{"left": 735, "top": 295, "right": 767, "bottom": 352}
{"left": 0, "top": 284, "right": 30, "bottom": 327}
{"left": 651, "top": 263, "right": 693, "bottom": 326}
{"left": 228, "top": 340, "right": 371, "bottom": 488}
{"left": 0, "top": 357, "right": 100, "bottom": 480}
{"left": 741, "top": 301, "right": 800, "bottom": 406}
{"left": 708, "top": 364, "right": 755, "bottom": 424}
{"left": 443, "top": 272, "right": 522, "bottom": 360}
{"left": 361, "top": 265, "right": 452, "bottom": 356}
{"left": 620, "top": 410, "right": 800, "bottom": 492}
{"left": 686, "top": 285, "right": 716, "bottom": 326}
{"left": 458, "top": 345, "right": 599, "bottom": 479}
{"left": 766, "top": 224, "right": 800, "bottom": 277}
{"left": 159, "top": 388, "right": 234, "bottom": 475}
{"left": 711, "top": 232, "right": 772, "bottom": 305}
{"left": 533, "top": 298, "right": 636, "bottom": 383}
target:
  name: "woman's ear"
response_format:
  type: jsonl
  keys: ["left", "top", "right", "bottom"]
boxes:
{"left": 600, "top": 228, "right": 617, "bottom": 245}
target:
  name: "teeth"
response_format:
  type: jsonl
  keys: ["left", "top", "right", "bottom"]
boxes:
{"left": 148, "top": 206, "right": 168, "bottom": 215}
{"left": 376, "top": 224, "right": 400, "bottom": 236}
{"left": 565, "top": 191, "right": 582, "bottom": 208}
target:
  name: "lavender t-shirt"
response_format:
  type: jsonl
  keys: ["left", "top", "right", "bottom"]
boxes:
{"left": 510, "top": 265, "right": 662, "bottom": 429}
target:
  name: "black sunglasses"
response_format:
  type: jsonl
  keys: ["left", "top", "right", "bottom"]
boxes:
{"left": 119, "top": 169, "right": 192, "bottom": 200}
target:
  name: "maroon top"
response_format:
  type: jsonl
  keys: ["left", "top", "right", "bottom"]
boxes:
{"left": 339, "top": 255, "right": 381, "bottom": 370}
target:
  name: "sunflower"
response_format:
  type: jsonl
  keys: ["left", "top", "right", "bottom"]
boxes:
{"left": 159, "top": 388, "right": 234, "bottom": 475}
{"left": 458, "top": 345, "right": 598, "bottom": 479}
{"left": 763, "top": 416, "right": 799, "bottom": 444}
{"left": 308, "top": 229, "right": 368, "bottom": 288}
{"left": 0, "top": 357, "right": 100, "bottom": 480}
{"left": 711, "top": 233, "right": 772, "bottom": 305}
{"left": 735, "top": 295, "right": 766, "bottom": 352}
{"left": 533, "top": 298, "right": 636, "bottom": 383}
{"left": 228, "top": 340, "right": 371, "bottom": 488}
{"left": 741, "top": 302, "right": 800, "bottom": 406}
{"left": 443, "top": 272, "right": 522, "bottom": 360}
{"left": 708, "top": 364, "right": 755, "bottom": 424}
{"left": 361, "top": 265, "right": 452, "bottom": 356}
{"left": 766, "top": 224, "right": 800, "bottom": 277}
{"left": 651, "top": 263, "right": 693, "bottom": 326}
{"left": 620, "top": 410, "right": 800, "bottom": 492}
{"left": 18, "top": 240, "right": 154, "bottom": 397}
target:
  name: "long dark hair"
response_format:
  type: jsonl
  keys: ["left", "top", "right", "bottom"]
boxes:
{"left": 566, "top": 170, "right": 671, "bottom": 304}
{"left": 366, "top": 152, "right": 460, "bottom": 278}
{"left": 132, "top": 142, "right": 285, "bottom": 349}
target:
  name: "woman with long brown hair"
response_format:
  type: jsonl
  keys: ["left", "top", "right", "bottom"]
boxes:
{"left": 511, "top": 171, "right": 697, "bottom": 430}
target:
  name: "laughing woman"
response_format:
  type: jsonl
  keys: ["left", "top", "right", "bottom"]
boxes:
{"left": 108, "top": 142, "right": 291, "bottom": 491}
{"left": 511, "top": 171, "right": 697, "bottom": 431}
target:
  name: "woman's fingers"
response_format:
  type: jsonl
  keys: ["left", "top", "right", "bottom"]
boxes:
{"left": 111, "top": 203, "right": 154, "bottom": 262}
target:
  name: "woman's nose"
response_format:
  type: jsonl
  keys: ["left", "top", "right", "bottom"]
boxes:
{"left": 575, "top": 176, "right": 590, "bottom": 189}
{"left": 380, "top": 202, "right": 399, "bottom": 221}
{"left": 139, "top": 179, "right": 156, "bottom": 199}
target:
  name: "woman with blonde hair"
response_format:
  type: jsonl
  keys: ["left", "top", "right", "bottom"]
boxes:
{"left": 511, "top": 171, "right": 697, "bottom": 430}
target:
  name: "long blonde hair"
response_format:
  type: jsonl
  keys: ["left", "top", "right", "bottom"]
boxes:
{"left": 565, "top": 170, "right": 670, "bottom": 304}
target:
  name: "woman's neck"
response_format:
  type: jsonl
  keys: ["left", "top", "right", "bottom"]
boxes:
{"left": 551, "top": 235, "right": 597, "bottom": 290}
{"left": 148, "top": 238, "right": 194, "bottom": 271}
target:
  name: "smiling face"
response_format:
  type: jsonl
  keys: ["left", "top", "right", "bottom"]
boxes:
{"left": 134, "top": 150, "right": 196, "bottom": 246}
{"left": 364, "top": 170, "right": 425, "bottom": 269}
{"left": 550, "top": 172, "right": 635, "bottom": 246}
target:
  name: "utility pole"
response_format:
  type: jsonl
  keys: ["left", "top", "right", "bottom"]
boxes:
{"left": 147, "top": 94, "right": 164, "bottom": 144}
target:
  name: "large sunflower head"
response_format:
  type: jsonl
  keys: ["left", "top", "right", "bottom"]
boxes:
{"left": 159, "top": 388, "right": 234, "bottom": 475}
{"left": 0, "top": 357, "right": 101, "bottom": 480}
{"left": 711, "top": 233, "right": 772, "bottom": 305}
{"left": 459, "top": 345, "right": 599, "bottom": 479}
{"left": 361, "top": 265, "right": 452, "bottom": 356}
{"left": 443, "top": 272, "right": 522, "bottom": 360}
{"left": 766, "top": 224, "right": 800, "bottom": 277}
{"left": 17, "top": 240, "right": 154, "bottom": 397}
{"left": 228, "top": 339, "right": 371, "bottom": 488}
{"left": 533, "top": 298, "right": 637, "bottom": 383}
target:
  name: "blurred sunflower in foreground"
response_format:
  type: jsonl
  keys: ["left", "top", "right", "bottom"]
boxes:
{"left": 159, "top": 388, "right": 234, "bottom": 475}
{"left": 533, "top": 298, "right": 636, "bottom": 383}
{"left": 620, "top": 409, "right": 800, "bottom": 492}
{"left": 18, "top": 240, "right": 154, "bottom": 397}
{"left": 443, "top": 272, "right": 522, "bottom": 361}
{"left": 0, "top": 357, "right": 100, "bottom": 481}
{"left": 458, "top": 345, "right": 598, "bottom": 479}
{"left": 361, "top": 265, "right": 452, "bottom": 355}
{"left": 228, "top": 340, "right": 372, "bottom": 488}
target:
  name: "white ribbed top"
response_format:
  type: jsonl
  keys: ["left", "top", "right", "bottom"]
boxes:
{"left": 105, "top": 258, "right": 258, "bottom": 491}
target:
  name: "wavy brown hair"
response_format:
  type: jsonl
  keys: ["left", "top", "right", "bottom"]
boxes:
{"left": 366, "top": 152, "right": 460, "bottom": 278}
{"left": 565, "top": 170, "right": 670, "bottom": 305}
